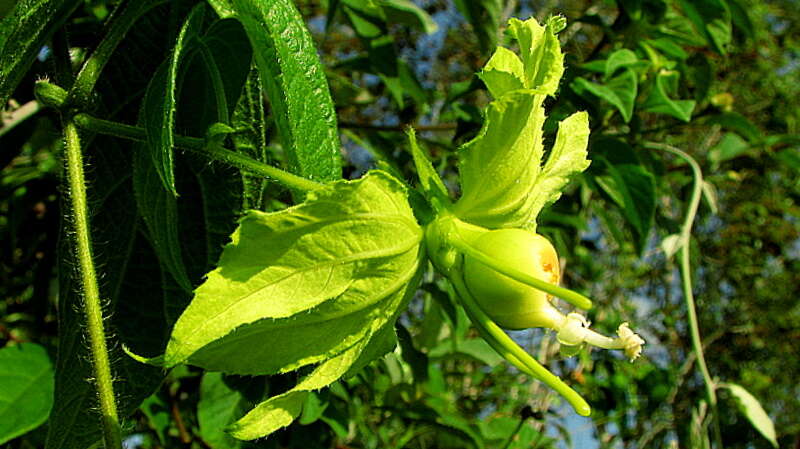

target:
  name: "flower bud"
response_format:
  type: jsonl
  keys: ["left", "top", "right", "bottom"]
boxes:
{"left": 463, "top": 228, "right": 563, "bottom": 329}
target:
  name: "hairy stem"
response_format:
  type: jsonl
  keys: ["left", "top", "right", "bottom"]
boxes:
{"left": 72, "top": 113, "right": 324, "bottom": 192}
{"left": 644, "top": 141, "right": 722, "bottom": 448}
{"left": 63, "top": 118, "right": 122, "bottom": 449}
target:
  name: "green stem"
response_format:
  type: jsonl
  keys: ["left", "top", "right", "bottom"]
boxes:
{"left": 72, "top": 113, "right": 323, "bottom": 192}
{"left": 448, "top": 231, "right": 593, "bottom": 310}
{"left": 450, "top": 274, "right": 591, "bottom": 416}
{"left": 205, "top": 144, "right": 324, "bottom": 192}
{"left": 644, "top": 141, "right": 722, "bottom": 448}
{"left": 68, "top": 0, "right": 167, "bottom": 106}
{"left": 62, "top": 118, "right": 123, "bottom": 449}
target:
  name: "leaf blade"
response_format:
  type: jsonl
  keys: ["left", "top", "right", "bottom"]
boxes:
{"left": 721, "top": 383, "right": 779, "bottom": 448}
{"left": 524, "top": 111, "right": 590, "bottom": 231}
{"left": 0, "top": 0, "right": 81, "bottom": 106}
{"left": 165, "top": 171, "right": 422, "bottom": 374}
{"left": 0, "top": 343, "right": 54, "bottom": 444}
{"left": 231, "top": 0, "right": 342, "bottom": 182}
{"left": 143, "top": 3, "right": 205, "bottom": 196}
{"left": 228, "top": 337, "right": 369, "bottom": 440}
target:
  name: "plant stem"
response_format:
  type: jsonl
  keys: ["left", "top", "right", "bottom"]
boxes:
{"left": 205, "top": 144, "right": 324, "bottom": 192}
{"left": 644, "top": 141, "right": 723, "bottom": 449}
{"left": 72, "top": 113, "right": 324, "bottom": 192}
{"left": 68, "top": 0, "right": 167, "bottom": 106}
{"left": 63, "top": 118, "right": 122, "bottom": 449}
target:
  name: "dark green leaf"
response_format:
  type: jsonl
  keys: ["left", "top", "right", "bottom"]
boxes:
{"left": 707, "top": 112, "right": 761, "bottom": 142}
{"left": 198, "top": 373, "right": 260, "bottom": 449}
{"left": 380, "top": 0, "right": 437, "bottom": 34}
{"left": 231, "top": 68, "right": 269, "bottom": 210}
{"left": 232, "top": 0, "right": 342, "bottom": 182}
{"left": 727, "top": 0, "right": 754, "bottom": 40}
{"left": 454, "top": 0, "right": 502, "bottom": 55}
{"left": 642, "top": 70, "right": 695, "bottom": 122}
{"left": 605, "top": 49, "right": 639, "bottom": 78}
{"left": 143, "top": 3, "right": 205, "bottom": 196}
{"left": 708, "top": 133, "right": 750, "bottom": 167}
{"left": 686, "top": 53, "right": 713, "bottom": 101}
{"left": 572, "top": 68, "right": 637, "bottom": 122}
{"left": 678, "top": 0, "right": 732, "bottom": 54}
{"left": 595, "top": 159, "right": 656, "bottom": 253}
{"left": 775, "top": 148, "right": 800, "bottom": 171}
{"left": 134, "top": 117, "right": 193, "bottom": 293}
{"left": 0, "top": 343, "right": 54, "bottom": 444}
{"left": 0, "top": 0, "right": 81, "bottom": 106}
{"left": 137, "top": 12, "right": 252, "bottom": 292}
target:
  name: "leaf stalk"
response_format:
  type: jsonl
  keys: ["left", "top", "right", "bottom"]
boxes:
{"left": 72, "top": 113, "right": 324, "bottom": 192}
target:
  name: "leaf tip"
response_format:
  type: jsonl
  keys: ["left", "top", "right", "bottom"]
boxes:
{"left": 122, "top": 344, "right": 166, "bottom": 367}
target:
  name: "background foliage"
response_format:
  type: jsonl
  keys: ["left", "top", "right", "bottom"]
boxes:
{"left": 1, "top": 0, "right": 798, "bottom": 448}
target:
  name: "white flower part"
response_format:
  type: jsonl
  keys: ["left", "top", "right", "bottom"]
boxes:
{"left": 617, "top": 322, "right": 645, "bottom": 361}
{"left": 557, "top": 312, "right": 589, "bottom": 346}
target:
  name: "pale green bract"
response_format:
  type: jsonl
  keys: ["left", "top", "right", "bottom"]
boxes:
{"left": 452, "top": 16, "right": 589, "bottom": 231}
{"left": 165, "top": 171, "right": 423, "bottom": 378}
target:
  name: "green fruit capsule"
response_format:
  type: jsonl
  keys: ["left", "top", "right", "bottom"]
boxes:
{"left": 463, "top": 228, "right": 563, "bottom": 330}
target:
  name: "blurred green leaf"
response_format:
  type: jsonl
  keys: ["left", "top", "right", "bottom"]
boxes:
{"left": 595, "top": 159, "right": 656, "bottom": 253}
{"left": 708, "top": 133, "right": 750, "bottom": 167}
{"left": 429, "top": 338, "right": 504, "bottom": 366}
{"left": 643, "top": 70, "right": 695, "bottom": 122}
{"left": 198, "top": 373, "right": 255, "bottom": 449}
{"left": 0, "top": 343, "right": 54, "bottom": 445}
{"left": 707, "top": 112, "right": 761, "bottom": 142}
{"left": 454, "top": 0, "right": 503, "bottom": 55}
{"left": 678, "top": 0, "right": 732, "bottom": 54}
{"left": 775, "top": 148, "right": 800, "bottom": 171}
{"left": 605, "top": 49, "right": 639, "bottom": 78}
{"left": 380, "top": 0, "right": 437, "bottom": 34}
{"left": 572, "top": 68, "right": 638, "bottom": 122}
{"left": 721, "top": 383, "right": 778, "bottom": 448}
